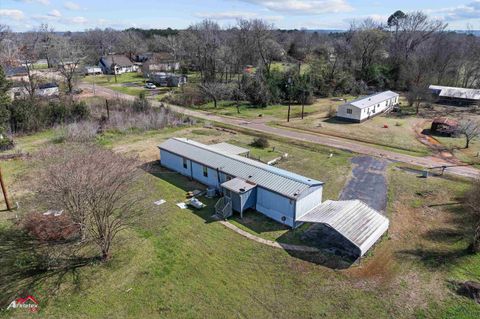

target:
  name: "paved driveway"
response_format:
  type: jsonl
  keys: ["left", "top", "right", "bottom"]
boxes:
{"left": 339, "top": 156, "right": 389, "bottom": 213}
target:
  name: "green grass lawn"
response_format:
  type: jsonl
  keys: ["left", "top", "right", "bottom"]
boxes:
{"left": 82, "top": 73, "right": 149, "bottom": 97}
{"left": 190, "top": 99, "right": 352, "bottom": 121}
{"left": 1, "top": 125, "right": 480, "bottom": 318}
{"left": 278, "top": 114, "right": 431, "bottom": 156}
{"left": 435, "top": 136, "right": 480, "bottom": 166}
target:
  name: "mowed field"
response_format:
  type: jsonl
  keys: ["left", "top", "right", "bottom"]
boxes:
{"left": 0, "top": 125, "right": 479, "bottom": 318}
{"left": 194, "top": 95, "right": 352, "bottom": 120}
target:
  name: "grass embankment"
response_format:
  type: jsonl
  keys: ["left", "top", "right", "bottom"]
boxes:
{"left": 1, "top": 125, "right": 479, "bottom": 318}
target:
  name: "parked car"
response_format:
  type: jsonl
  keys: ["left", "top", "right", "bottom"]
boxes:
{"left": 144, "top": 82, "right": 156, "bottom": 89}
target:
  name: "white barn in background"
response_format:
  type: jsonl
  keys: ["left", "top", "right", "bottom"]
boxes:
{"left": 337, "top": 91, "right": 399, "bottom": 122}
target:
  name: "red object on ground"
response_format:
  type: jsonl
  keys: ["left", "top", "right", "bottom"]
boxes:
{"left": 383, "top": 124, "right": 389, "bottom": 128}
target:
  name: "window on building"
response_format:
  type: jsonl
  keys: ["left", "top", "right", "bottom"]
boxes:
{"left": 346, "top": 108, "right": 352, "bottom": 114}
{"left": 183, "top": 158, "right": 187, "bottom": 169}
{"left": 203, "top": 166, "right": 208, "bottom": 177}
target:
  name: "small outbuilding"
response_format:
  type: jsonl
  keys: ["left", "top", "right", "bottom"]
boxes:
{"left": 336, "top": 91, "right": 399, "bottom": 122}
{"left": 430, "top": 117, "right": 459, "bottom": 137}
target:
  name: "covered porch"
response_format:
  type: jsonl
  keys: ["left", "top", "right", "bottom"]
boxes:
{"left": 215, "top": 177, "right": 257, "bottom": 219}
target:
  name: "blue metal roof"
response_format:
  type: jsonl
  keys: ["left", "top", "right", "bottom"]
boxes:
{"left": 158, "top": 138, "right": 323, "bottom": 199}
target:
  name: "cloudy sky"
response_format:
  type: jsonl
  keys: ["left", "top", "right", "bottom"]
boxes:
{"left": 0, "top": 0, "right": 479, "bottom": 31}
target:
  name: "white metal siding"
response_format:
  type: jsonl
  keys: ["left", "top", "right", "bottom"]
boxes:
{"left": 336, "top": 104, "right": 362, "bottom": 121}
{"left": 295, "top": 186, "right": 323, "bottom": 220}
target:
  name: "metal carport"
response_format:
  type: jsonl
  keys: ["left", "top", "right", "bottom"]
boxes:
{"left": 297, "top": 200, "right": 389, "bottom": 257}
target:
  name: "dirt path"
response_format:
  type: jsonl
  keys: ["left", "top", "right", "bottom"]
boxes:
{"left": 219, "top": 220, "right": 320, "bottom": 252}
{"left": 412, "top": 119, "right": 461, "bottom": 164}
{"left": 78, "top": 83, "right": 480, "bottom": 179}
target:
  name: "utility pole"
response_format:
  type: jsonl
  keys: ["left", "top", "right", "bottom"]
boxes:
{"left": 0, "top": 165, "right": 12, "bottom": 211}
{"left": 92, "top": 69, "right": 96, "bottom": 95}
{"left": 287, "top": 77, "right": 292, "bottom": 122}
{"left": 301, "top": 89, "right": 305, "bottom": 120}
{"left": 105, "top": 99, "right": 110, "bottom": 120}
{"left": 112, "top": 55, "right": 118, "bottom": 84}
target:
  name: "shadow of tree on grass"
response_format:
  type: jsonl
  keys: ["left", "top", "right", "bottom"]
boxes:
{"left": 0, "top": 225, "right": 99, "bottom": 309}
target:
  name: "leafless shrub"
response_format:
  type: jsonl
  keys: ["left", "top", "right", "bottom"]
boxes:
{"left": 328, "top": 106, "right": 337, "bottom": 118}
{"left": 53, "top": 121, "right": 98, "bottom": 143}
{"left": 35, "top": 144, "right": 144, "bottom": 261}
{"left": 22, "top": 212, "right": 79, "bottom": 242}
{"left": 106, "top": 106, "right": 190, "bottom": 132}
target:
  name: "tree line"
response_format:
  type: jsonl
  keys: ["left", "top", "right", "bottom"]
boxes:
{"left": 0, "top": 11, "right": 479, "bottom": 108}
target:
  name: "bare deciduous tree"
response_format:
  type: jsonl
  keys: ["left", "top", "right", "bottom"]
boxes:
{"left": 458, "top": 119, "right": 480, "bottom": 149}
{"left": 16, "top": 31, "right": 43, "bottom": 99}
{"left": 36, "top": 144, "right": 143, "bottom": 261}
{"left": 52, "top": 37, "right": 85, "bottom": 93}
{"left": 198, "top": 82, "right": 229, "bottom": 108}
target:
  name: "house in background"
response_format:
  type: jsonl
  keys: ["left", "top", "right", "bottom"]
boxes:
{"left": 139, "top": 52, "right": 180, "bottom": 73}
{"left": 336, "top": 91, "right": 399, "bottom": 122}
{"left": 37, "top": 83, "right": 59, "bottom": 97}
{"left": 429, "top": 85, "right": 480, "bottom": 106}
{"left": 158, "top": 138, "right": 389, "bottom": 257}
{"left": 84, "top": 66, "right": 102, "bottom": 75}
{"left": 99, "top": 55, "right": 137, "bottom": 75}
{"left": 4, "top": 66, "right": 28, "bottom": 79}
{"left": 8, "top": 83, "right": 59, "bottom": 99}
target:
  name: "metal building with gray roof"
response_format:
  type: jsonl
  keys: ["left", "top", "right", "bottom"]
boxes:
{"left": 158, "top": 138, "right": 388, "bottom": 257}
{"left": 429, "top": 85, "right": 480, "bottom": 105}
{"left": 337, "top": 91, "right": 399, "bottom": 122}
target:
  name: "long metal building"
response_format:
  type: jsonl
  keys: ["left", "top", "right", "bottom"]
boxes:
{"left": 159, "top": 138, "right": 324, "bottom": 228}
{"left": 158, "top": 138, "right": 389, "bottom": 256}
{"left": 336, "top": 91, "right": 399, "bottom": 122}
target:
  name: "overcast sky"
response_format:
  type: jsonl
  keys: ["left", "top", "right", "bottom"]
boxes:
{"left": 0, "top": 0, "right": 479, "bottom": 31}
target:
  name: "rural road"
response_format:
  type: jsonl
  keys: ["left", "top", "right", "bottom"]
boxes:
{"left": 78, "top": 83, "right": 480, "bottom": 179}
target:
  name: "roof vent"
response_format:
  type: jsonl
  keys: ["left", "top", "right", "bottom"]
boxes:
{"left": 239, "top": 188, "right": 245, "bottom": 192}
